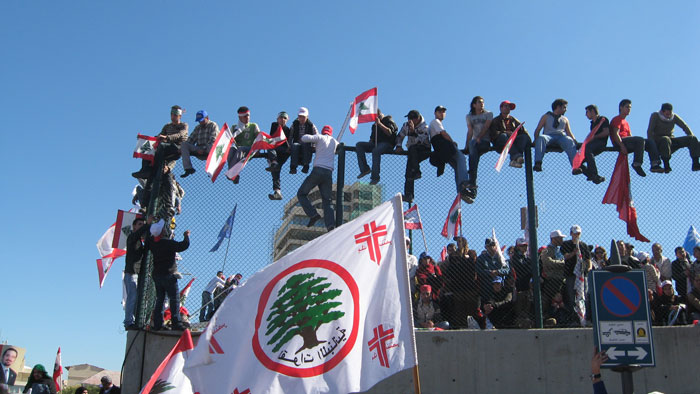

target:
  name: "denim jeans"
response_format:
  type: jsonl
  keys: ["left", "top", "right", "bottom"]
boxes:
{"left": 403, "top": 144, "right": 431, "bottom": 198}
{"left": 445, "top": 150, "right": 468, "bottom": 193}
{"left": 290, "top": 142, "right": 313, "bottom": 170}
{"left": 468, "top": 139, "right": 491, "bottom": 185}
{"left": 297, "top": 167, "right": 334, "bottom": 229}
{"left": 355, "top": 141, "right": 393, "bottom": 182}
{"left": 123, "top": 273, "right": 138, "bottom": 326}
{"left": 153, "top": 273, "right": 181, "bottom": 328}
{"left": 200, "top": 291, "right": 214, "bottom": 322}
{"left": 534, "top": 134, "right": 577, "bottom": 164}
{"left": 268, "top": 145, "right": 291, "bottom": 190}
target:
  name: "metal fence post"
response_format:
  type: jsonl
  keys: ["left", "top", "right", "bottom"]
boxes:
{"left": 524, "top": 145, "right": 543, "bottom": 328}
{"left": 335, "top": 143, "right": 346, "bottom": 227}
{"left": 135, "top": 150, "right": 165, "bottom": 328}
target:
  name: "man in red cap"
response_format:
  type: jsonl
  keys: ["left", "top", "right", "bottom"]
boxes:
{"left": 296, "top": 125, "right": 339, "bottom": 231}
{"left": 488, "top": 100, "right": 531, "bottom": 168}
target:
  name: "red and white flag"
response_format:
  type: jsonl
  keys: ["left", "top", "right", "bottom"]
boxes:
{"left": 53, "top": 347, "right": 62, "bottom": 392}
{"left": 225, "top": 131, "right": 288, "bottom": 181}
{"left": 573, "top": 117, "right": 606, "bottom": 170}
{"left": 348, "top": 87, "right": 378, "bottom": 134}
{"left": 441, "top": 194, "right": 462, "bottom": 239}
{"left": 403, "top": 205, "right": 422, "bottom": 230}
{"left": 440, "top": 246, "right": 448, "bottom": 262}
{"left": 140, "top": 330, "right": 195, "bottom": 394}
{"left": 180, "top": 278, "right": 195, "bottom": 300}
{"left": 494, "top": 123, "right": 524, "bottom": 172}
{"left": 97, "top": 223, "right": 126, "bottom": 288}
{"left": 112, "top": 210, "right": 143, "bottom": 249}
{"left": 491, "top": 228, "right": 508, "bottom": 268}
{"left": 133, "top": 134, "right": 160, "bottom": 163}
{"left": 184, "top": 195, "right": 417, "bottom": 394}
{"left": 205, "top": 123, "right": 235, "bottom": 183}
{"left": 602, "top": 153, "right": 649, "bottom": 242}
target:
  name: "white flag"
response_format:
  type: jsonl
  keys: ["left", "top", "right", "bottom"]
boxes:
{"left": 112, "top": 210, "right": 143, "bottom": 249}
{"left": 140, "top": 330, "right": 195, "bottom": 394}
{"left": 184, "top": 195, "right": 417, "bottom": 394}
{"left": 403, "top": 205, "right": 422, "bottom": 230}
{"left": 441, "top": 194, "right": 461, "bottom": 239}
{"left": 133, "top": 134, "right": 160, "bottom": 163}
{"left": 205, "top": 122, "right": 234, "bottom": 182}
{"left": 96, "top": 223, "right": 126, "bottom": 288}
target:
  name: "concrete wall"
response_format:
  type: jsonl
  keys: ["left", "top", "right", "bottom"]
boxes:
{"left": 123, "top": 326, "right": 700, "bottom": 394}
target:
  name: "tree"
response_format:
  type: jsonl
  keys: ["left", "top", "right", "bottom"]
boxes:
{"left": 265, "top": 273, "right": 345, "bottom": 354}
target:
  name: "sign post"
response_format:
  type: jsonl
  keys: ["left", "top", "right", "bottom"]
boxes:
{"left": 590, "top": 265, "right": 655, "bottom": 394}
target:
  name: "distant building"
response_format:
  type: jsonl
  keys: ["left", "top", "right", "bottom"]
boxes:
{"left": 65, "top": 364, "right": 120, "bottom": 388}
{"left": 272, "top": 182, "right": 382, "bottom": 261}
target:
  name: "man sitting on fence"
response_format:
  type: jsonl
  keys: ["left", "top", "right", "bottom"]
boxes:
{"left": 227, "top": 106, "right": 260, "bottom": 183}
{"left": 355, "top": 109, "right": 398, "bottom": 185}
{"left": 289, "top": 107, "right": 318, "bottom": 174}
{"left": 646, "top": 102, "right": 700, "bottom": 173}
{"left": 488, "top": 100, "right": 531, "bottom": 168}
{"left": 582, "top": 104, "right": 610, "bottom": 184}
{"left": 266, "top": 111, "right": 292, "bottom": 200}
{"left": 181, "top": 110, "right": 218, "bottom": 178}
{"left": 533, "top": 99, "right": 578, "bottom": 172}
{"left": 610, "top": 99, "right": 647, "bottom": 177}
{"left": 428, "top": 105, "right": 472, "bottom": 202}
{"left": 395, "top": 109, "right": 430, "bottom": 203}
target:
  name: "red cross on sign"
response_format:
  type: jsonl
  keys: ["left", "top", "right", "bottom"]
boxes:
{"left": 354, "top": 221, "right": 388, "bottom": 265}
{"left": 367, "top": 324, "right": 395, "bottom": 368}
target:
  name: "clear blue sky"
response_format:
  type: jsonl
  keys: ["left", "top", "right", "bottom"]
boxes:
{"left": 2, "top": 0, "right": 699, "bottom": 376}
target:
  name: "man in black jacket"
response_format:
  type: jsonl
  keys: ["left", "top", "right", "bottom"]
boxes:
{"left": 149, "top": 219, "right": 190, "bottom": 331}
{"left": 124, "top": 216, "right": 151, "bottom": 330}
{"left": 266, "top": 111, "right": 292, "bottom": 200}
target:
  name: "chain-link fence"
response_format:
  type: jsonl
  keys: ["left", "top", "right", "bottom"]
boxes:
{"left": 134, "top": 140, "right": 700, "bottom": 330}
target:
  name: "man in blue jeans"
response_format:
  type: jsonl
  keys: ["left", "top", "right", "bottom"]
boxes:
{"left": 533, "top": 99, "right": 578, "bottom": 173}
{"left": 124, "top": 216, "right": 152, "bottom": 330}
{"left": 148, "top": 219, "right": 190, "bottom": 331}
{"left": 297, "top": 125, "right": 339, "bottom": 231}
{"left": 356, "top": 109, "right": 398, "bottom": 185}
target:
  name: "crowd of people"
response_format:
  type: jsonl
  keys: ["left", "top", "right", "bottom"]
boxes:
{"left": 408, "top": 227, "right": 700, "bottom": 330}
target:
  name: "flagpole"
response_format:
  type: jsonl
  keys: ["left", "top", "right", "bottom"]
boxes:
{"left": 415, "top": 205, "right": 429, "bottom": 253}
{"left": 413, "top": 365, "right": 422, "bottom": 394}
{"left": 337, "top": 100, "right": 353, "bottom": 143}
{"left": 221, "top": 234, "right": 232, "bottom": 273}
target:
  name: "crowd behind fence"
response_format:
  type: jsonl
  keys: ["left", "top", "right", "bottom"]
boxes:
{"left": 130, "top": 137, "right": 700, "bottom": 331}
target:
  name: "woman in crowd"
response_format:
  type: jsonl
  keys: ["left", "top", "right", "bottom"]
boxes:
{"left": 22, "top": 365, "right": 56, "bottom": 394}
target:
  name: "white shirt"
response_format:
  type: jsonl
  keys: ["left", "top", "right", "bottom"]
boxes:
{"left": 301, "top": 134, "right": 338, "bottom": 171}
{"left": 205, "top": 276, "right": 225, "bottom": 294}
{"left": 428, "top": 118, "right": 445, "bottom": 138}
{"left": 655, "top": 256, "right": 672, "bottom": 280}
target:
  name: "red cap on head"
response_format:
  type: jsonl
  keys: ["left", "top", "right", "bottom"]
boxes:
{"left": 420, "top": 284, "right": 432, "bottom": 293}
{"left": 500, "top": 100, "right": 516, "bottom": 110}
{"left": 322, "top": 125, "right": 333, "bottom": 136}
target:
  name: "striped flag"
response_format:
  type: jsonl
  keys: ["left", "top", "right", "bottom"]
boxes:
{"left": 133, "top": 134, "right": 160, "bottom": 163}
{"left": 225, "top": 131, "right": 288, "bottom": 181}
{"left": 403, "top": 205, "right": 422, "bottom": 230}
{"left": 348, "top": 87, "right": 378, "bottom": 134}
{"left": 494, "top": 123, "right": 524, "bottom": 172}
{"left": 97, "top": 223, "right": 126, "bottom": 288}
{"left": 573, "top": 117, "right": 605, "bottom": 170}
{"left": 206, "top": 123, "right": 235, "bottom": 183}
{"left": 140, "top": 330, "right": 195, "bottom": 394}
{"left": 53, "top": 347, "right": 62, "bottom": 392}
{"left": 441, "top": 195, "right": 461, "bottom": 239}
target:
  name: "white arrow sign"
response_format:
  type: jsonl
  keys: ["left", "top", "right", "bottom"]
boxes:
{"left": 627, "top": 347, "right": 648, "bottom": 360}
{"left": 606, "top": 347, "right": 626, "bottom": 360}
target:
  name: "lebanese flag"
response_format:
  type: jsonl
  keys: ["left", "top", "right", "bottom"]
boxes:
{"left": 53, "top": 347, "right": 62, "bottom": 392}
{"left": 140, "top": 330, "right": 195, "bottom": 394}
{"left": 112, "top": 210, "right": 143, "bottom": 249}
{"left": 491, "top": 228, "right": 508, "bottom": 268}
{"left": 206, "top": 123, "right": 234, "bottom": 183}
{"left": 573, "top": 117, "right": 605, "bottom": 170}
{"left": 184, "top": 195, "right": 418, "bottom": 394}
{"left": 440, "top": 246, "right": 448, "bottom": 262}
{"left": 348, "top": 87, "right": 378, "bottom": 134}
{"left": 494, "top": 123, "right": 524, "bottom": 172}
{"left": 225, "top": 131, "right": 287, "bottom": 181}
{"left": 97, "top": 223, "right": 126, "bottom": 288}
{"left": 403, "top": 205, "right": 422, "bottom": 230}
{"left": 441, "top": 195, "right": 462, "bottom": 239}
{"left": 602, "top": 154, "right": 650, "bottom": 242}
{"left": 180, "top": 278, "right": 196, "bottom": 300}
{"left": 133, "top": 134, "right": 160, "bottom": 163}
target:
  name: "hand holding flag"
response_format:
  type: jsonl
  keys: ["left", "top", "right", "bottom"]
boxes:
{"left": 494, "top": 123, "right": 524, "bottom": 172}
{"left": 206, "top": 123, "right": 234, "bottom": 183}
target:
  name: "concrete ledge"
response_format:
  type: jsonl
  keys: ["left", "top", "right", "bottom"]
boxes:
{"left": 123, "top": 326, "right": 700, "bottom": 394}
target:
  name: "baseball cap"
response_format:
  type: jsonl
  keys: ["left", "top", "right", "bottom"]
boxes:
{"left": 660, "top": 280, "right": 673, "bottom": 288}
{"left": 492, "top": 276, "right": 504, "bottom": 284}
{"left": 150, "top": 219, "right": 165, "bottom": 237}
{"left": 550, "top": 230, "right": 566, "bottom": 238}
{"left": 195, "top": 110, "right": 208, "bottom": 122}
{"left": 298, "top": 107, "right": 309, "bottom": 117}
{"left": 434, "top": 105, "right": 447, "bottom": 112}
{"left": 570, "top": 225, "right": 582, "bottom": 234}
{"left": 404, "top": 110, "right": 421, "bottom": 120}
{"left": 321, "top": 125, "right": 333, "bottom": 136}
{"left": 500, "top": 100, "right": 516, "bottom": 110}
{"left": 420, "top": 284, "right": 432, "bottom": 293}
{"left": 516, "top": 237, "right": 528, "bottom": 246}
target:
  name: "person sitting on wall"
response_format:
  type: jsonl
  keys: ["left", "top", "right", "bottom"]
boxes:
{"left": 532, "top": 98, "right": 578, "bottom": 172}
{"left": 646, "top": 102, "right": 700, "bottom": 173}
{"left": 395, "top": 109, "right": 430, "bottom": 204}
{"left": 355, "top": 109, "right": 398, "bottom": 185}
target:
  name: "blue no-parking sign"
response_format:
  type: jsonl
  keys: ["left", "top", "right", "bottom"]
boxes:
{"left": 590, "top": 270, "right": 655, "bottom": 367}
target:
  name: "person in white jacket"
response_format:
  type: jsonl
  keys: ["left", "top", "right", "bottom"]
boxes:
{"left": 297, "top": 125, "right": 339, "bottom": 231}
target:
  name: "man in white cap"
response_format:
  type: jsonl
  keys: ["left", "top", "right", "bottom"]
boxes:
{"left": 148, "top": 219, "right": 191, "bottom": 331}
{"left": 541, "top": 230, "right": 566, "bottom": 308}
{"left": 561, "top": 225, "right": 591, "bottom": 314}
{"left": 289, "top": 107, "right": 318, "bottom": 174}
{"left": 297, "top": 125, "right": 338, "bottom": 231}
{"left": 180, "top": 110, "right": 219, "bottom": 178}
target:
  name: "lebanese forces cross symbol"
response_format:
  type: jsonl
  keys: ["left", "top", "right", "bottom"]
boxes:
{"left": 367, "top": 324, "right": 395, "bottom": 368}
{"left": 354, "top": 221, "right": 388, "bottom": 265}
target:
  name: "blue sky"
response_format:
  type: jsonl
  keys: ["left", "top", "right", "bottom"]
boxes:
{"left": 2, "top": 0, "right": 699, "bottom": 376}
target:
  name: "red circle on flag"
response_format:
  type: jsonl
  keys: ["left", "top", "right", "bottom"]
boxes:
{"left": 252, "top": 259, "right": 360, "bottom": 377}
